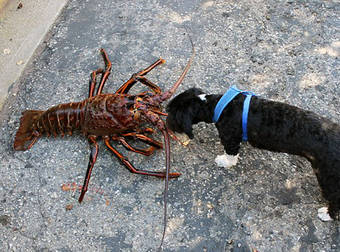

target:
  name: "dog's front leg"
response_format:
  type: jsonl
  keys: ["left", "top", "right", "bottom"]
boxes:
{"left": 215, "top": 131, "right": 241, "bottom": 168}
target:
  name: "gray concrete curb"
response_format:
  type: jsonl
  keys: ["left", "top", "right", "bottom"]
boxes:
{"left": 0, "top": 0, "right": 68, "bottom": 110}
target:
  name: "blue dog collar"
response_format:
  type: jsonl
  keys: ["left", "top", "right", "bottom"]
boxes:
{"left": 212, "top": 85, "right": 255, "bottom": 141}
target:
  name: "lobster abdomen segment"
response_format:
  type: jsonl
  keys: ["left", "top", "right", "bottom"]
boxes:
{"left": 14, "top": 101, "right": 86, "bottom": 151}
{"left": 36, "top": 101, "right": 86, "bottom": 137}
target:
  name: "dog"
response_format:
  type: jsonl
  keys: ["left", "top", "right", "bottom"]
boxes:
{"left": 166, "top": 87, "right": 340, "bottom": 221}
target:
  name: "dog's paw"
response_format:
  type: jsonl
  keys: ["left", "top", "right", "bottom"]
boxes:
{"left": 317, "top": 207, "right": 333, "bottom": 222}
{"left": 177, "top": 133, "right": 191, "bottom": 146}
{"left": 215, "top": 154, "right": 239, "bottom": 168}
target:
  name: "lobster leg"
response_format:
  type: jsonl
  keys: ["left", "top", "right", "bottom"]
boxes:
{"left": 79, "top": 49, "right": 112, "bottom": 202}
{"left": 128, "top": 127, "right": 156, "bottom": 135}
{"left": 88, "top": 69, "right": 103, "bottom": 98}
{"left": 79, "top": 135, "right": 99, "bottom": 203}
{"left": 115, "top": 137, "right": 157, "bottom": 156}
{"left": 134, "top": 127, "right": 181, "bottom": 145}
{"left": 103, "top": 137, "right": 180, "bottom": 178}
{"left": 116, "top": 131, "right": 164, "bottom": 155}
{"left": 88, "top": 49, "right": 112, "bottom": 98}
{"left": 135, "top": 76, "right": 162, "bottom": 94}
{"left": 81, "top": 49, "right": 112, "bottom": 202}
{"left": 121, "top": 132, "right": 163, "bottom": 149}
{"left": 96, "top": 48, "right": 112, "bottom": 95}
{"left": 115, "top": 58, "right": 164, "bottom": 94}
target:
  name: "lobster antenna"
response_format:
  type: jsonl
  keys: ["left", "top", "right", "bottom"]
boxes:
{"left": 159, "top": 129, "right": 170, "bottom": 250}
{"left": 158, "top": 31, "right": 195, "bottom": 251}
{"left": 160, "top": 32, "right": 195, "bottom": 101}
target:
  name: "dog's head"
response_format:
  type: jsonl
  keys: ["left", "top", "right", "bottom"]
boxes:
{"left": 166, "top": 88, "right": 214, "bottom": 138}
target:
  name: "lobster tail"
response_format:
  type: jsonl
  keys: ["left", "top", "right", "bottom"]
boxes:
{"left": 14, "top": 110, "right": 43, "bottom": 151}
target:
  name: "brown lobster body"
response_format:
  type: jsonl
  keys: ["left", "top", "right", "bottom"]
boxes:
{"left": 83, "top": 94, "right": 146, "bottom": 136}
{"left": 14, "top": 46, "right": 194, "bottom": 249}
{"left": 18, "top": 94, "right": 146, "bottom": 140}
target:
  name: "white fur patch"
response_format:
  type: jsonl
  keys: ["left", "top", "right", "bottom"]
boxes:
{"left": 215, "top": 154, "right": 239, "bottom": 168}
{"left": 317, "top": 207, "right": 333, "bottom": 222}
{"left": 198, "top": 94, "right": 207, "bottom": 101}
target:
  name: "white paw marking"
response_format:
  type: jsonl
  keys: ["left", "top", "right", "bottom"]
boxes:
{"left": 198, "top": 94, "right": 207, "bottom": 101}
{"left": 215, "top": 154, "right": 239, "bottom": 168}
{"left": 318, "top": 207, "right": 333, "bottom": 222}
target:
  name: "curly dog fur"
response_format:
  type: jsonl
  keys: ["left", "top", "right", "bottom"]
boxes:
{"left": 166, "top": 88, "right": 340, "bottom": 220}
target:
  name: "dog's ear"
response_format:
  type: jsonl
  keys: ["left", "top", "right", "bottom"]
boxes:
{"left": 166, "top": 103, "right": 194, "bottom": 138}
{"left": 176, "top": 106, "right": 195, "bottom": 139}
{"left": 166, "top": 88, "right": 204, "bottom": 139}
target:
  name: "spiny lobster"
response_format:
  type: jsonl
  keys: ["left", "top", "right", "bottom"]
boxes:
{"left": 14, "top": 42, "right": 194, "bottom": 248}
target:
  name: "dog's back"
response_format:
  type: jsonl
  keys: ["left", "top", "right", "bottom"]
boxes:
{"left": 248, "top": 97, "right": 340, "bottom": 162}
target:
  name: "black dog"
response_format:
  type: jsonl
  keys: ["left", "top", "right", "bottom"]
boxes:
{"left": 166, "top": 87, "right": 340, "bottom": 220}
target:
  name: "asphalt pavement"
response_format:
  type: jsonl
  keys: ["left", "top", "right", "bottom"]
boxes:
{"left": 0, "top": 0, "right": 339, "bottom": 251}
